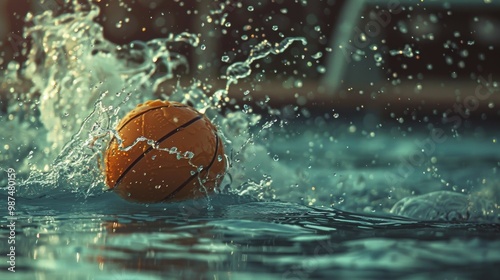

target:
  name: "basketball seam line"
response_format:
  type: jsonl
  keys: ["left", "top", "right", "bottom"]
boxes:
{"left": 110, "top": 105, "right": 189, "bottom": 147}
{"left": 162, "top": 132, "right": 220, "bottom": 201}
{"left": 112, "top": 114, "right": 203, "bottom": 189}
{"left": 107, "top": 105, "right": 171, "bottom": 187}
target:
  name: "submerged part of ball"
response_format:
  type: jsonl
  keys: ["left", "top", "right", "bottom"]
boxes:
{"left": 104, "top": 100, "right": 226, "bottom": 203}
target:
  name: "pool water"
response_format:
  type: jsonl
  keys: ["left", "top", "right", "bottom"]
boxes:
{"left": 1, "top": 1, "right": 500, "bottom": 279}
{"left": 2, "top": 189, "right": 500, "bottom": 279}
{"left": 2, "top": 191, "right": 500, "bottom": 280}
{"left": 2, "top": 124, "right": 500, "bottom": 279}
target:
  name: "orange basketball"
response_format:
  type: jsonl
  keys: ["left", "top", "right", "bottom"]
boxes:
{"left": 104, "top": 100, "right": 226, "bottom": 203}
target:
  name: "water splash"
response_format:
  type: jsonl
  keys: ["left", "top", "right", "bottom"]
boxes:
{"left": 23, "top": 3, "right": 201, "bottom": 155}
{"left": 391, "top": 190, "right": 499, "bottom": 222}
{"left": 225, "top": 37, "right": 307, "bottom": 88}
{"left": 2, "top": 0, "right": 306, "bottom": 199}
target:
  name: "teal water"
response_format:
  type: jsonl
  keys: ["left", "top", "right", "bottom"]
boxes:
{"left": 1, "top": 194, "right": 499, "bottom": 280}
{"left": 2, "top": 124, "right": 500, "bottom": 280}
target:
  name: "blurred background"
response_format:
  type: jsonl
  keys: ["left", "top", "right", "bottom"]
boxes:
{"left": 1, "top": 0, "right": 500, "bottom": 122}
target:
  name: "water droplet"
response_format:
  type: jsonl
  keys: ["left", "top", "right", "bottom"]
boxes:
{"left": 311, "top": 52, "right": 323, "bottom": 59}
{"left": 429, "top": 14, "right": 438, "bottom": 23}
{"left": 262, "top": 120, "right": 275, "bottom": 129}
{"left": 226, "top": 62, "right": 252, "bottom": 80}
{"left": 390, "top": 44, "right": 414, "bottom": 58}
{"left": 402, "top": 44, "right": 414, "bottom": 57}
{"left": 221, "top": 55, "right": 230, "bottom": 62}
{"left": 272, "top": 155, "right": 279, "bottom": 161}
{"left": 247, "top": 6, "right": 254, "bottom": 11}
{"left": 243, "top": 104, "right": 251, "bottom": 113}
{"left": 272, "top": 25, "right": 278, "bottom": 31}
{"left": 397, "top": 21, "right": 408, "bottom": 34}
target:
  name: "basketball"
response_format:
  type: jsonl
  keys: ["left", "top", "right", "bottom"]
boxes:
{"left": 104, "top": 100, "right": 226, "bottom": 203}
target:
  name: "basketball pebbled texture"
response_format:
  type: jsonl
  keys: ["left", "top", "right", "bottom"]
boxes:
{"left": 104, "top": 100, "right": 226, "bottom": 203}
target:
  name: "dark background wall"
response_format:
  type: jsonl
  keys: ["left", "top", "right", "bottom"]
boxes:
{"left": 1, "top": 0, "right": 500, "bottom": 122}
